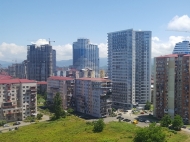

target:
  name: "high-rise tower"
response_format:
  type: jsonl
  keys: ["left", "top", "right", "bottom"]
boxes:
{"left": 27, "top": 44, "right": 56, "bottom": 81}
{"left": 108, "top": 29, "right": 151, "bottom": 109}
{"left": 73, "top": 38, "right": 99, "bottom": 77}
{"left": 173, "top": 41, "right": 190, "bottom": 54}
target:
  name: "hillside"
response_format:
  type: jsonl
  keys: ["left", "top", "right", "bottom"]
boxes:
{"left": 0, "top": 116, "right": 189, "bottom": 142}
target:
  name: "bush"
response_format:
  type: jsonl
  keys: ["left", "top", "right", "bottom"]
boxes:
{"left": 172, "top": 115, "right": 183, "bottom": 131}
{"left": 160, "top": 115, "right": 172, "bottom": 127}
{"left": 24, "top": 116, "right": 36, "bottom": 122}
{"left": 0, "top": 120, "right": 6, "bottom": 126}
{"left": 93, "top": 119, "right": 105, "bottom": 133}
{"left": 37, "top": 113, "right": 43, "bottom": 120}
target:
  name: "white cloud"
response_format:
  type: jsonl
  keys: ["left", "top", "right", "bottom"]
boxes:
{"left": 152, "top": 36, "right": 190, "bottom": 57}
{"left": 152, "top": 37, "right": 160, "bottom": 42}
{"left": 31, "top": 39, "right": 49, "bottom": 45}
{"left": 167, "top": 15, "right": 190, "bottom": 31}
{"left": 0, "top": 42, "right": 26, "bottom": 62}
{"left": 53, "top": 44, "right": 72, "bottom": 60}
{"left": 98, "top": 43, "right": 107, "bottom": 58}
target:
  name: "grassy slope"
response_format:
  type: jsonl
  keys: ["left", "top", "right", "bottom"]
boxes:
{"left": 0, "top": 116, "right": 190, "bottom": 142}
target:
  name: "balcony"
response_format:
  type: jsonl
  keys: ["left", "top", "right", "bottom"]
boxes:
{"left": 164, "top": 109, "right": 168, "bottom": 113}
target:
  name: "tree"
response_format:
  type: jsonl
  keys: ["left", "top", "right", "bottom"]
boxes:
{"left": 133, "top": 123, "right": 166, "bottom": 142}
{"left": 93, "top": 119, "right": 105, "bottom": 133}
{"left": 160, "top": 115, "right": 172, "bottom": 127}
{"left": 144, "top": 101, "right": 151, "bottom": 110}
{"left": 37, "top": 113, "right": 43, "bottom": 120}
{"left": 53, "top": 93, "right": 66, "bottom": 119}
{"left": 67, "top": 108, "right": 74, "bottom": 114}
{"left": 172, "top": 115, "right": 183, "bottom": 131}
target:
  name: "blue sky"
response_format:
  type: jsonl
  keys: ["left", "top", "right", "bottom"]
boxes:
{"left": 0, "top": 0, "right": 190, "bottom": 61}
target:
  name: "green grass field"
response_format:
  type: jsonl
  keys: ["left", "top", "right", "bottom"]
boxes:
{"left": 0, "top": 116, "right": 190, "bottom": 142}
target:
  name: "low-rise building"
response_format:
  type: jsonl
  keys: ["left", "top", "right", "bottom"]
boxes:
{"left": 75, "top": 78, "right": 112, "bottom": 118}
{"left": 47, "top": 76, "right": 74, "bottom": 109}
{"left": 0, "top": 79, "right": 37, "bottom": 122}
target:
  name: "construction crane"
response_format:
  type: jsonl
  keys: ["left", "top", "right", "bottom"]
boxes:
{"left": 48, "top": 38, "right": 55, "bottom": 45}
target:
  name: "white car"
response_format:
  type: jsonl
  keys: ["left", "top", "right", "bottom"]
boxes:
{"left": 145, "top": 120, "right": 150, "bottom": 123}
{"left": 3, "top": 124, "right": 10, "bottom": 127}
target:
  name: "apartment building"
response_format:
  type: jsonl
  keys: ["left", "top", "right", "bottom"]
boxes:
{"left": 37, "top": 81, "right": 47, "bottom": 94}
{"left": 108, "top": 29, "right": 151, "bottom": 109}
{"left": 73, "top": 38, "right": 99, "bottom": 77}
{"left": 27, "top": 44, "right": 56, "bottom": 81}
{"left": 8, "top": 60, "right": 27, "bottom": 79}
{"left": 75, "top": 78, "right": 112, "bottom": 118}
{"left": 154, "top": 54, "right": 190, "bottom": 124}
{"left": 173, "top": 41, "right": 190, "bottom": 54}
{"left": 0, "top": 79, "right": 37, "bottom": 122}
{"left": 47, "top": 76, "right": 74, "bottom": 109}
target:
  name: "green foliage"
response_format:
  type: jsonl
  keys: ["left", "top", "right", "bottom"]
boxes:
{"left": 0, "top": 120, "right": 6, "bottom": 126}
{"left": 37, "top": 113, "right": 43, "bottom": 120}
{"left": 53, "top": 92, "right": 66, "bottom": 119}
{"left": 67, "top": 108, "right": 74, "bottom": 114}
{"left": 172, "top": 115, "right": 183, "bottom": 131}
{"left": 93, "top": 119, "right": 105, "bottom": 132}
{"left": 144, "top": 101, "right": 151, "bottom": 110}
{"left": 24, "top": 116, "right": 36, "bottom": 122}
{"left": 160, "top": 115, "right": 172, "bottom": 127}
{"left": 133, "top": 123, "right": 166, "bottom": 142}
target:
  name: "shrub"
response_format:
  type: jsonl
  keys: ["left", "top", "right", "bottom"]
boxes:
{"left": 93, "top": 119, "right": 105, "bottom": 133}
{"left": 37, "top": 113, "right": 43, "bottom": 120}
{"left": 0, "top": 120, "right": 6, "bottom": 126}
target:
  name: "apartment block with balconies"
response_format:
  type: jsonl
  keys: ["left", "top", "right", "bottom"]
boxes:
{"left": 154, "top": 54, "right": 190, "bottom": 124}
{"left": 0, "top": 79, "right": 37, "bottom": 122}
{"left": 75, "top": 78, "right": 112, "bottom": 118}
{"left": 47, "top": 76, "right": 74, "bottom": 109}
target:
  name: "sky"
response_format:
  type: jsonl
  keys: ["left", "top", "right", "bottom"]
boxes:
{"left": 0, "top": 0, "right": 190, "bottom": 62}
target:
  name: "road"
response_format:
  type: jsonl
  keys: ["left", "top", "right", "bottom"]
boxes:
{"left": 0, "top": 114, "right": 49, "bottom": 133}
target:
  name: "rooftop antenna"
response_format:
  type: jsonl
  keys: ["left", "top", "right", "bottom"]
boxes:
{"left": 48, "top": 38, "right": 55, "bottom": 45}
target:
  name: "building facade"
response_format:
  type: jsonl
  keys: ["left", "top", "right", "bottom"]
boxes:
{"left": 27, "top": 44, "right": 56, "bottom": 81}
{"left": 0, "top": 79, "right": 37, "bottom": 122}
{"left": 108, "top": 29, "right": 151, "bottom": 109}
{"left": 154, "top": 54, "right": 190, "bottom": 124}
{"left": 75, "top": 78, "right": 112, "bottom": 118}
{"left": 47, "top": 76, "right": 74, "bottom": 109}
{"left": 173, "top": 41, "right": 190, "bottom": 54}
{"left": 8, "top": 60, "right": 27, "bottom": 79}
{"left": 73, "top": 38, "right": 99, "bottom": 77}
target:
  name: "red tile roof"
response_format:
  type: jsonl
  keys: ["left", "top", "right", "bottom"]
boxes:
{"left": 76, "top": 78, "right": 111, "bottom": 82}
{"left": 48, "top": 76, "right": 74, "bottom": 81}
{"left": 37, "top": 81, "right": 47, "bottom": 85}
{"left": 0, "top": 75, "right": 12, "bottom": 80}
{"left": 156, "top": 54, "right": 178, "bottom": 58}
{"left": 184, "top": 54, "right": 190, "bottom": 57}
{"left": 0, "top": 79, "right": 36, "bottom": 84}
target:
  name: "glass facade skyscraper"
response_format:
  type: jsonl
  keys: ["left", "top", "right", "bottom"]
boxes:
{"left": 172, "top": 41, "right": 190, "bottom": 54}
{"left": 73, "top": 38, "right": 99, "bottom": 77}
{"left": 108, "top": 29, "right": 151, "bottom": 109}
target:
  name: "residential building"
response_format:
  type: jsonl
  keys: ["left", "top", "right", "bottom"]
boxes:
{"left": 47, "top": 76, "right": 74, "bottom": 109}
{"left": 75, "top": 78, "right": 112, "bottom": 118}
{"left": 27, "top": 44, "right": 56, "bottom": 81}
{"left": 8, "top": 60, "right": 27, "bottom": 79}
{"left": 37, "top": 81, "right": 47, "bottom": 94}
{"left": 173, "top": 41, "right": 190, "bottom": 54}
{"left": 108, "top": 29, "right": 151, "bottom": 109}
{"left": 73, "top": 38, "right": 99, "bottom": 77}
{"left": 0, "top": 79, "right": 37, "bottom": 122}
{"left": 154, "top": 54, "right": 190, "bottom": 124}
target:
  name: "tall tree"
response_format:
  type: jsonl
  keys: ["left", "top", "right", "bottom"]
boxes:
{"left": 53, "top": 92, "right": 65, "bottom": 119}
{"left": 172, "top": 115, "right": 183, "bottom": 131}
{"left": 133, "top": 123, "right": 166, "bottom": 142}
{"left": 93, "top": 119, "right": 105, "bottom": 133}
{"left": 144, "top": 101, "right": 151, "bottom": 110}
{"left": 160, "top": 115, "right": 172, "bottom": 127}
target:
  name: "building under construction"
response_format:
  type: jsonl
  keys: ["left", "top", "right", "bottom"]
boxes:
{"left": 27, "top": 44, "right": 56, "bottom": 81}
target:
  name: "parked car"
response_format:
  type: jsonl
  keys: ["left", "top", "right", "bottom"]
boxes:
{"left": 182, "top": 125, "right": 187, "bottom": 129}
{"left": 3, "top": 124, "right": 10, "bottom": 127}
{"left": 140, "top": 112, "right": 144, "bottom": 114}
{"left": 139, "top": 119, "right": 145, "bottom": 122}
{"left": 13, "top": 121, "right": 21, "bottom": 126}
{"left": 145, "top": 120, "right": 150, "bottom": 123}
{"left": 118, "top": 113, "right": 122, "bottom": 115}
{"left": 120, "top": 117, "right": 124, "bottom": 120}
{"left": 123, "top": 119, "right": 131, "bottom": 122}
{"left": 116, "top": 116, "right": 121, "bottom": 119}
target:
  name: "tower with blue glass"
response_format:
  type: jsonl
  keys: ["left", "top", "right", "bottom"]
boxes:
{"left": 73, "top": 38, "right": 99, "bottom": 77}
